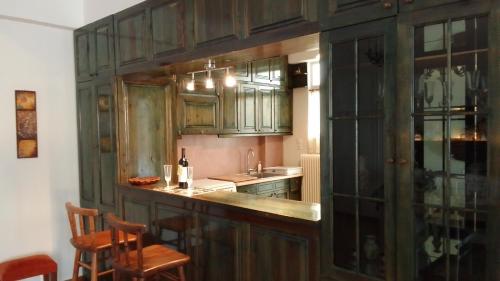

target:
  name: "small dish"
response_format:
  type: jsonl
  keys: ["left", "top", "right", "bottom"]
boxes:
{"left": 128, "top": 176, "right": 160, "bottom": 185}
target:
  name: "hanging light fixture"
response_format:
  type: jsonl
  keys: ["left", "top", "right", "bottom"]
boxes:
{"left": 224, "top": 68, "right": 236, "bottom": 88}
{"left": 186, "top": 73, "right": 195, "bottom": 91}
{"left": 205, "top": 70, "right": 214, "bottom": 89}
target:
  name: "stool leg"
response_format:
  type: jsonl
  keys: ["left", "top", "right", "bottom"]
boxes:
{"left": 72, "top": 249, "right": 81, "bottom": 281}
{"left": 178, "top": 266, "right": 186, "bottom": 281}
{"left": 90, "top": 252, "right": 98, "bottom": 281}
{"left": 43, "top": 271, "right": 57, "bottom": 281}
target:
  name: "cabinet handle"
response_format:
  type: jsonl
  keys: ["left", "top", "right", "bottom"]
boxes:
{"left": 399, "top": 159, "right": 408, "bottom": 165}
{"left": 386, "top": 158, "right": 395, "bottom": 164}
{"left": 382, "top": 2, "right": 392, "bottom": 9}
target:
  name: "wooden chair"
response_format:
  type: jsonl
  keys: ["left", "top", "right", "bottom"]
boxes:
{"left": 106, "top": 213, "right": 190, "bottom": 281}
{"left": 0, "top": 254, "right": 57, "bottom": 281}
{"left": 65, "top": 202, "right": 136, "bottom": 281}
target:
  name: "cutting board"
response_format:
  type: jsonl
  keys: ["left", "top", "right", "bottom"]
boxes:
{"left": 208, "top": 174, "right": 258, "bottom": 183}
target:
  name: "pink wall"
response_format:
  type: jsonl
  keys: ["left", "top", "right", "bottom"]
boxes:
{"left": 176, "top": 135, "right": 283, "bottom": 179}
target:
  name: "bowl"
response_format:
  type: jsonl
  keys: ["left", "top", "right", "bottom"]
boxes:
{"left": 128, "top": 176, "right": 160, "bottom": 185}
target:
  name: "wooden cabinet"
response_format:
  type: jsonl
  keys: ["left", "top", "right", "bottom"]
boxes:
{"left": 220, "top": 85, "right": 240, "bottom": 134}
{"left": 235, "top": 178, "right": 302, "bottom": 200}
{"left": 150, "top": 0, "right": 188, "bottom": 58}
{"left": 233, "top": 61, "right": 251, "bottom": 82}
{"left": 239, "top": 84, "right": 258, "bottom": 133}
{"left": 76, "top": 78, "right": 117, "bottom": 230}
{"left": 74, "top": 16, "right": 115, "bottom": 82}
{"left": 398, "top": 0, "right": 476, "bottom": 12}
{"left": 177, "top": 80, "right": 220, "bottom": 135}
{"left": 257, "top": 86, "right": 274, "bottom": 133}
{"left": 319, "top": 0, "right": 397, "bottom": 30}
{"left": 114, "top": 2, "right": 151, "bottom": 73}
{"left": 289, "top": 177, "right": 302, "bottom": 200}
{"left": 274, "top": 88, "right": 292, "bottom": 133}
{"left": 252, "top": 56, "right": 287, "bottom": 86}
{"left": 246, "top": 0, "right": 316, "bottom": 35}
{"left": 194, "top": 0, "right": 241, "bottom": 46}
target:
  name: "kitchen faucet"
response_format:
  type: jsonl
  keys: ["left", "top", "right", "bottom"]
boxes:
{"left": 246, "top": 148, "right": 255, "bottom": 175}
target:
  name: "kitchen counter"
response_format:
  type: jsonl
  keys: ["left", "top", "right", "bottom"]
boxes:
{"left": 233, "top": 173, "right": 303, "bottom": 187}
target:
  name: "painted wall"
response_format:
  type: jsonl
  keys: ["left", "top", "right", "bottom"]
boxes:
{"left": 283, "top": 87, "right": 309, "bottom": 166}
{"left": 176, "top": 135, "right": 283, "bottom": 179}
{"left": 0, "top": 17, "right": 79, "bottom": 281}
{"left": 83, "top": 0, "right": 145, "bottom": 24}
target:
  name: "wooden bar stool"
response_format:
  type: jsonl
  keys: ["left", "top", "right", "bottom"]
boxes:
{"left": 106, "top": 213, "right": 190, "bottom": 281}
{"left": 0, "top": 254, "right": 57, "bottom": 281}
{"left": 65, "top": 202, "right": 136, "bottom": 281}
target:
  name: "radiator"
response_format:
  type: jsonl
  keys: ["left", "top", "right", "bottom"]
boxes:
{"left": 300, "top": 154, "right": 320, "bottom": 203}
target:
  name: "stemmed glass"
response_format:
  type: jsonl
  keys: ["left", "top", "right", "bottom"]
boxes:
{"left": 163, "top": 164, "right": 172, "bottom": 189}
{"left": 187, "top": 167, "right": 194, "bottom": 189}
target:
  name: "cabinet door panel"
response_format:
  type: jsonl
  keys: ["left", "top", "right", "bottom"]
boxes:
{"left": 234, "top": 62, "right": 251, "bottom": 82}
{"left": 115, "top": 5, "right": 151, "bottom": 70}
{"left": 247, "top": 0, "right": 308, "bottom": 34}
{"left": 123, "top": 198, "right": 152, "bottom": 231}
{"left": 194, "top": 0, "right": 239, "bottom": 45}
{"left": 274, "top": 89, "right": 292, "bottom": 133}
{"left": 178, "top": 94, "right": 219, "bottom": 135}
{"left": 77, "top": 83, "right": 97, "bottom": 203}
{"left": 151, "top": 0, "right": 186, "bottom": 58}
{"left": 252, "top": 58, "right": 271, "bottom": 84}
{"left": 75, "top": 29, "right": 93, "bottom": 82}
{"left": 240, "top": 84, "right": 258, "bottom": 133}
{"left": 258, "top": 87, "right": 274, "bottom": 133}
{"left": 94, "top": 17, "right": 115, "bottom": 77}
{"left": 320, "top": 0, "right": 396, "bottom": 30}
{"left": 221, "top": 86, "right": 240, "bottom": 134}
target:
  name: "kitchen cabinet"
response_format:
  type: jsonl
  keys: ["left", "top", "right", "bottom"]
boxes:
{"left": 220, "top": 85, "right": 240, "bottom": 134}
{"left": 252, "top": 56, "right": 287, "bottom": 86}
{"left": 289, "top": 177, "right": 302, "bottom": 200}
{"left": 233, "top": 61, "right": 251, "bottom": 82}
{"left": 150, "top": 0, "right": 188, "bottom": 59}
{"left": 177, "top": 80, "right": 220, "bottom": 135}
{"left": 246, "top": 0, "right": 316, "bottom": 35}
{"left": 319, "top": 0, "right": 397, "bottom": 30}
{"left": 76, "top": 78, "right": 117, "bottom": 230}
{"left": 398, "top": 0, "right": 480, "bottom": 12}
{"left": 239, "top": 84, "right": 258, "bottom": 133}
{"left": 114, "top": 2, "right": 151, "bottom": 73}
{"left": 74, "top": 16, "right": 115, "bottom": 82}
{"left": 194, "top": 0, "right": 241, "bottom": 46}
{"left": 274, "top": 88, "right": 292, "bottom": 133}
{"left": 257, "top": 86, "right": 274, "bottom": 133}
{"left": 236, "top": 178, "right": 302, "bottom": 200}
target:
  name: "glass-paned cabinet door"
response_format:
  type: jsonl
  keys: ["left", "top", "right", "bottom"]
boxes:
{"left": 411, "top": 15, "right": 491, "bottom": 281}
{"left": 320, "top": 18, "right": 396, "bottom": 281}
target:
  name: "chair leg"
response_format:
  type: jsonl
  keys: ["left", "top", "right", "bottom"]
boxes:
{"left": 43, "top": 272, "right": 57, "bottom": 281}
{"left": 178, "top": 266, "right": 186, "bottom": 281}
{"left": 72, "top": 249, "right": 81, "bottom": 281}
{"left": 90, "top": 252, "right": 98, "bottom": 281}
{"left": 113, "top": 270, "right": 120, "bottom": 281}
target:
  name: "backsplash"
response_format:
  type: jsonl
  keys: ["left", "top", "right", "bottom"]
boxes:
{"left": 176, "top": 135, "right": 283, "bottom": 179}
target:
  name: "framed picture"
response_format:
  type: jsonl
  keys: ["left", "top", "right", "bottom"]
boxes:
{"left": 15, "top": 90, "right": 38, "bottom": 158}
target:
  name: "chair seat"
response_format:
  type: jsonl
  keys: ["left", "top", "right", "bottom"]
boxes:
{"left": 113, "top": 245, "right": 190, "bottom": 277}
{"left": 70, "top": 230, "right": 137, "bottom": 251}
{"left": 0, "top": 254, "right": 57, "bottom": 281}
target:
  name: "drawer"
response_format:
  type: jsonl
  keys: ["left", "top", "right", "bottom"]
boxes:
{"left": 258, "top": 182, "right": 275, "bottom": 193}
{"left": 237, "top": 185, "right": 258, "bottom": 194}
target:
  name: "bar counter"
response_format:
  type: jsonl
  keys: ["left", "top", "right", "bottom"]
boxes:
{"left": 117, "top": 183, "right": 320, "bottom": 281}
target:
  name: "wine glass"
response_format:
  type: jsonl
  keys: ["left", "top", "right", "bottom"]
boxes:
{"left": 187, "top": 166, "right": 194, "bottom": 189}
{"left": 163, "top": 164, "right": 172, "bottom": 188}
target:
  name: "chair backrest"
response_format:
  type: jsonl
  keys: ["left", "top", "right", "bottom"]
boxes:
{"left": 105, "top": 213, "right": 145, "bottom": 272}
{"left": 65, "top": 202, "right": 98, "bottom": 240}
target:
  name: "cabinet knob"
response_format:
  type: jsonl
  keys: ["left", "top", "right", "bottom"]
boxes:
{"left": 399, "top": 159, "right": 408, "bottom": 165}
{"left": 382, "top": 2, "right": 392, "bottom": 9}
{"left": 386, "top": 158, "right": 395, "bottom": 164}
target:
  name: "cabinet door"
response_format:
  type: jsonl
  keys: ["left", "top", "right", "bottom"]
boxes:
{"left": 246, "top": 0, "right": 311, "bottom": 35}
{"left": 289, "top": 177, "right": 302, "bottom": 201}
{"left": 178, "top": 85, "right": 220, "bottom": 135}
{"left": 77, "top": 82, "right": 97, "bottom": 207}
{"left": 74, "top": 28, "right": 93, "bottom": 82}
{"left": 320, "top": 18, "right": 396, "bottom": 280}
{"left": 252, "top": 58, "right": 271, "bottom": 84}
{"left": 95, "top": 80, "right": 116, "bottom": 210}
{"left": 194, "top": 0, "right": 240, "bottom": 46}
{"left": 258, "top": 87, "right": 274, "bottom": 133}
{"left": 319, "top": 0, "right": 397, "bottom": 30}
{"left": 234, "top": 62, "right": 251, "bottom": 82}
{"left": 239, "top": 84, "right": 258, "bottom": 133}
{"left": 93, "top": 16, "right": 115, "bottom": 78}
{"left": 114, "top": 3, "right": 151, "bottom": 72}
{"left": 399, "top": 0, "right": 477, "bottom": 12}
{"left": 220, "top": 86, "right": 240, "bottom": 134}
{"left": 274, "top": 89, "right": 292, "bottom": 133}
{"left": 270, "top": 57, "right": 287, "bottom": 86}
{"left": 150, "top": 0, "right": 186, "bottom": 58}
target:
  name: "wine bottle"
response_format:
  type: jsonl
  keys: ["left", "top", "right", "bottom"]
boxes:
{"left": 178, "top": 148, "right": 188, "bottom": 189}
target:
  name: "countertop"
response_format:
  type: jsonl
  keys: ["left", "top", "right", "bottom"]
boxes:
{"left": 233, "top": 173, "right": 303, "bottom": 187}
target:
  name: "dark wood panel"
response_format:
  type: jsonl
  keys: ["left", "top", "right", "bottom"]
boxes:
{"left": 258, "top": 86, "right": 274, "bottom": 133}
{"left": 194, "top": 0, "right": 240, "bottom": 46}
{"left": 399, "top": 0, "right": 478, "bottom": 12}
{"left": 252, "top": 58, "right": 271, "bottom": 84}
{"left": 150, "top": 0, "right": 187, "bottom": 58}
{"left": 74, "top": 29, "right": 93, "bottom": 82}
{"left": 177, "top": 84, "right": 220, "bottom": 134}
{"left": 93, "top": 16, "right": 115, "bottom": 77}
{"left": 123, "top": 197, "right": 152, "bottom": 231}
{"left": 234, "top": 61, "right": 252, "bottom": 82}
{"left": 239, "top": 84, "right": 258, "bottom": 133}
{"left": 274, "top": 89, "right": 292, "bottom": 133}
{"left": 220, "top": 85, "right": 240, "bottom": 134}
{"left": 247, "top": 0, "right": 310, "bottom": 35}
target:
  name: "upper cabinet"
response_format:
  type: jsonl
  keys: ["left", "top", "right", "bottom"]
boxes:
{"left": 246, "top": 0, "right": 316, "bottom": 35}
{"left": 274, "top": 89, "right": 292, "bottom": 133}
{"left": 194, "top": 0, "right": 241, "bottom": 46}
{"left": 252, "top": 56, "right": 287, "bottom": 86}
{"left": 220, "top": 85, "right": 240, "bottom": 134}
{"left": 75, "top": 16, "right": 115, "bottom": 82}
{"left": 114, "top": 2, "right": 152, "bottom": 73}
{"left": 399, "top": 0, "right": 478, "bottom": 12}
{"left": 319, "top": 0, "right": 397, "bottom": 30}
{"left": 150, "top": 0, "right": 189, "bottom": 59}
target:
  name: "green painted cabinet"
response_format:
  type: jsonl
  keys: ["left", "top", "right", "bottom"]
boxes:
{"left": 257, "top": 86, "right": 275, "bottom": 133}
{"left": 239, "top": 84, "right": 259, "bottom": 133}
{"left": 319, "top": 0, "right": 397, "bottom": 30}
{"left": 114, "top": 2, "right": 151, "bottom": 73}
{"left": 74, "top": 16, "right": 115, "bottom": 82}
{"left": 274, "top": 88, "right": 292, "bottom": 133}
{"left": 252, "top": 56, "right": 287, "bottom": 86}
{"left": 233, "top": 61, "right": 252, "bottom": 82}
{"left": 177, "top": 80, "right": 220, "bottom": 135}
{"left": 398, "top": 0, "right": 477, "bottom": 12}
{"left": 150, "top": 0, "right": 188, "bottom": 59}
{"left": 236, "top": 178, "right": 302, "bottom": 200}
{"left": 220, "top": 85, "right": 240, "bottom": 134}
{"left": 76, "top": 78, "right": 117, "bottom": 230}
{"left": 194, "top": 0, "right": 241, "bottom": 46}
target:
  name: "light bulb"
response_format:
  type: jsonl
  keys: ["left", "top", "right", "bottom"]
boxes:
{"left": 225, "top": 69, "right": 236, "bottom": 87}
{"left": 205, "top": 77, "right": 214, "bottom": 89}
{"left": 186, "top": 74, "right": 195, "bottom": 91}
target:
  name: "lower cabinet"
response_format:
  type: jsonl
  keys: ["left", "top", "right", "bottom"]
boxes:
{"left": 236, "top": 178, "right": 302, "bottom": 200}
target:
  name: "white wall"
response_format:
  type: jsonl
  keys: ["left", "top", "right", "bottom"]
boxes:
{"left": 0, "top": 17, "right": 79, "bottom": 281}
{"left": 83, "top": 0, "right": 145, "bottom": 24}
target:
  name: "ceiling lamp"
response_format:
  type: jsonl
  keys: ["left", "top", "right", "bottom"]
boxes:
{"left": 186, "top": 59, "right": 235, "bottom": 90}
{"left": 205, "top": 70, "right": 214, "bottom": 89}
{"left": 186, "top": 73, "right": 195, "bottom": 91}
{"left": 225, "top": 68, "right": 236, "bottom": 88}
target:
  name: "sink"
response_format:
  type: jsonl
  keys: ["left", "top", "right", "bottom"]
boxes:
{"left": 250, "top": 172, "right": 278, "bottom": 179}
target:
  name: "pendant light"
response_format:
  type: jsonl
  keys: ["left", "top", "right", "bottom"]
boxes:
{"left": 224, "top": 68, "right": 236, "bottom": 87}
{"left": 186, "top": 73, "right": 195, "bottom": 91}
{"left": 205, "top": 70, "right": 214, "bottom": 89}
